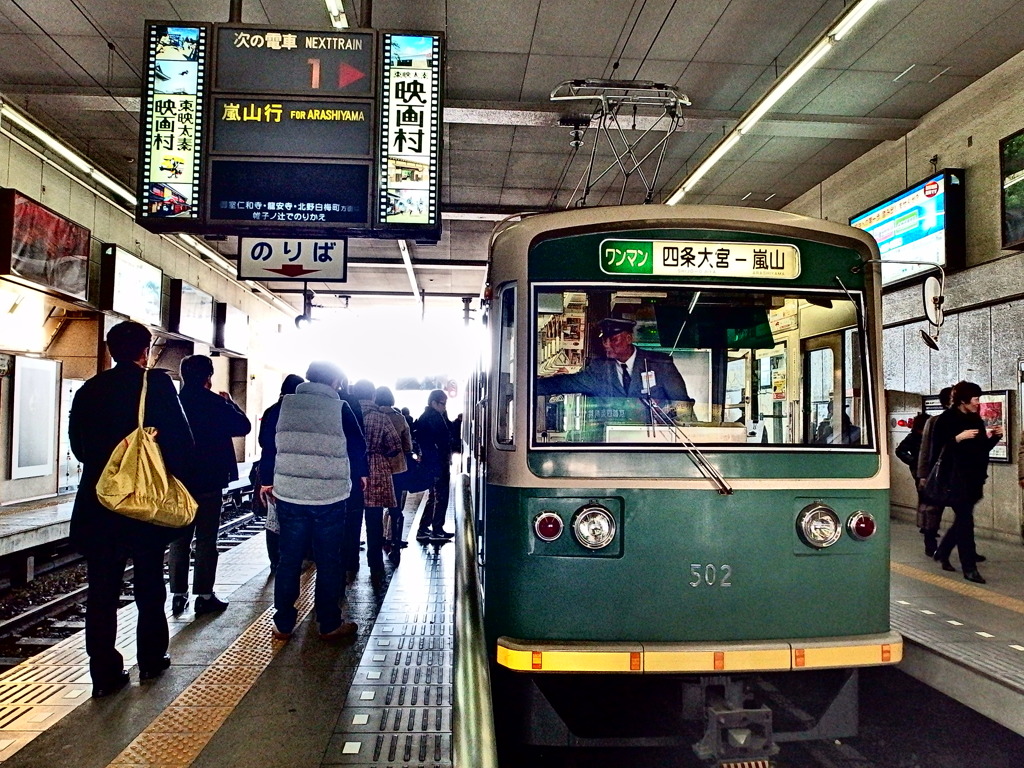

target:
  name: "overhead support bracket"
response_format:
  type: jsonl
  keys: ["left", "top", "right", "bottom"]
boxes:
{"left": 549, "top": 79, "right": 691, "bottom": 208}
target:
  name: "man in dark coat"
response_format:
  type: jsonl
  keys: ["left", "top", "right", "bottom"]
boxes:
{"left": 169, "top": 354, "right": 252, "bottom": 615}
{"left": 69, "top": 320, "right": 194, "bottom": 697}
{"left": 536, "top": 318, "right": 696, "bottom": 420}
{"left": 415, "top": 389, "right": 457, "bottom": 543}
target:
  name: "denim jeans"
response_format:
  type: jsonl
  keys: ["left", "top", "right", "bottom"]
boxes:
{"left": 418, "top": 467, "right": 451, "bottom": 535}
{"left": 274, "top": 498, "right": 347, "bottom": 634}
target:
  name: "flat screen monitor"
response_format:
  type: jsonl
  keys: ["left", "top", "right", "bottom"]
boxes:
{"left": 999, "top": 127, "right": 1024, "bottom": 249}
{"left": 171, "top": 279, "right": 214, "bottom": 343}
{"left": 102, "top": 245, "right": 163, "bottom": 327}
{"left": 849, "top": 169, "right": 965, "bottom": 286}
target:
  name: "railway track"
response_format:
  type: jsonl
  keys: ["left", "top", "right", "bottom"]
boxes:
{"left": 0, "top": 511, "right": 264, "bottom": 666}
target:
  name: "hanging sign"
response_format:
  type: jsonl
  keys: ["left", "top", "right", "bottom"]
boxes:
{"left": 137, "top": 23, "right": 211, "bottom": 228}
{"left": 238, "top": 236, "right": 348, "bottom": 281}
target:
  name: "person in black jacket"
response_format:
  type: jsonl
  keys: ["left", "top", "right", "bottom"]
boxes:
{"left": 924, "top": 381, "right": 1003, "bottom": 583}
{"left": 69, "top": 321, "right": 194, "bottom": 697}
{"left": 415, "top": 389, "right": 458, "bottom": 543}
{"left": 257, "top": 373, "right": 304, "bottom": 571}
{"left": 895, "top": 411, "right": 933, "bottom": 555}
{"left": 169, "top": 355, "right": 252, "bottom": 615}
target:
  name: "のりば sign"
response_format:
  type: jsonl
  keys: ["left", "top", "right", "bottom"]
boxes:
{"left": 238, "top": 237, "right": 348, "bottom": 281}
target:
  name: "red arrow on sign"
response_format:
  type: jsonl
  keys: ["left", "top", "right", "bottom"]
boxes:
{"left": 266, "top": 265, "right": 321, "bottom": 277}
{"left": 338, "top": 62, "right": 366, "bottom": 89}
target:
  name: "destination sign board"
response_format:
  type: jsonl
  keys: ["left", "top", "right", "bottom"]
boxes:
{"left": 600, "top": 240, "right": 802, "bottom": 279}
{"left": 212, "top": 97, "right": 372, "bottom": 157}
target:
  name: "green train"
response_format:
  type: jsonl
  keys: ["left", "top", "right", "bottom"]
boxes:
{"left": 468, "top": 205, "right": 903, "bottom": 764}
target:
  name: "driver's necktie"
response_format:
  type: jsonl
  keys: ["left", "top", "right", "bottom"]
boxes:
{"left": 621, "top": 363, "right": 631, "bottom": 394}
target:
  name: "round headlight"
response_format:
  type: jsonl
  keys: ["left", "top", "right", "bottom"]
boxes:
{"left": 796, "top": 503, "right": 842, "bottom": 548}
{"left": 534, "top": 511, "right": 563, "bottom": 542}
{"left": 572, "top": 504, "right": 616, "bottom": 550}
{"left": 847, "top": 511, "right": 876, "bottom": 540}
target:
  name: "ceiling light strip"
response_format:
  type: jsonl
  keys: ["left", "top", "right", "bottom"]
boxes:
{"left": 397, "top": 239, "right": 422, "bottom": 307}
{"left": 0, "top": 99, "right": 136, "bottom": 206}
{"left": 667, "top": 0, "right": 881, "bottom": 204}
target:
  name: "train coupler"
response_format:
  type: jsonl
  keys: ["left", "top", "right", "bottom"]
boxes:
{"left": 692, "top": 678, "right": 778, "bottom": 766}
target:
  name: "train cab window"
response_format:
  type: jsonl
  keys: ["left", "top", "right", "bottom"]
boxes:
{"left": 532, "top": 285, "right": 872, "bottom": 449}
{"left": 495, "top": 284, "right": 516, "bottom": 446}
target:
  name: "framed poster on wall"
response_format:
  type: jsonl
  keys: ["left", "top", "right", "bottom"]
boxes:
{"left": 11, "top": 355, "right": 59, "bottom": 479}
{"left": 979, "top": 390, "right": 1011, "bottom": 462}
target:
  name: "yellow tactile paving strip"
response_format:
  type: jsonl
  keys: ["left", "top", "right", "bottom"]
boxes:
{"left": 106, "top": 568, "right": 315, "bottom": 768}
{"left": 891, "top": 561, "right": 1024, "bottom": 616}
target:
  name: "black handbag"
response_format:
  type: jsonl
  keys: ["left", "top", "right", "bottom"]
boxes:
{"left": 923, "top": 447, "right": 956, "bottom": 506}
{"left": 395, "top": 453, "right": 432, "bottom": 494}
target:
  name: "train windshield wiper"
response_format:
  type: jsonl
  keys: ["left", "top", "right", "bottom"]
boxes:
{"left": 641, "top": 397, "right": 733, "bottom": 495}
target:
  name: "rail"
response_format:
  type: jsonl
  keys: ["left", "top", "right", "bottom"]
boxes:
{"left": 452, "top": 473, "right": 499, "bottom": 768}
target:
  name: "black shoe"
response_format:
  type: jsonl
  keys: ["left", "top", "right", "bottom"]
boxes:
{"left": 415, "top": 531, "right": 431, "bottom": 543}
{"left": 171, "top": 594, "right": 188, "bottom": 615}
{"left": 428, "top": 532, "right": 453, "bottom": 544}
{"left": 964, "top": 569, "right": 986, "bottom": 584}
{"left": 139, "top": 654, "right": 171, "bottom": 682}
{"left": 92, "top": 670, "right": 130, "bottom": 698}
{"left": 194, "top": 595, "right": 229, "bottom": 614}
{"left": 939, "top": 558, "right": 956, "bottom": 572}
{"left": 431, "top": 530, "right": 455, "bottom": 539}
{"left": 975, "top": 555, "right": 987, "bottom": 563}
{"left": 924, "top": 539, "right": 937, "bottom": 558}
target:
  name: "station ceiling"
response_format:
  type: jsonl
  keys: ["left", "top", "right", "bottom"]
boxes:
{"left": 3, "top": 0, "right": 1024, "bottom": 314}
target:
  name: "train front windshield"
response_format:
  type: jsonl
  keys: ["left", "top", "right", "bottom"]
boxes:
{"left": 531, "top": 285, "right": 872, "bottom": 449}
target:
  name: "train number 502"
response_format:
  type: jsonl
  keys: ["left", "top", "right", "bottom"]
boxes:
{"left": 689, "top": 563, "right": 732, "bottom": 587}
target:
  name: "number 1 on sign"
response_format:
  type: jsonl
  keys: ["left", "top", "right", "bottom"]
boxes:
{"left": 307, "top": 58, "right": 321, "bottom": 89}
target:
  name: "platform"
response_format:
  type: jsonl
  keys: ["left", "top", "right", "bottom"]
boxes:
{"left": 889, "top": 517, "right": 1024, "bottom": 737}
{"left": 0, "top": 491, "right": 453, "bottom": 768}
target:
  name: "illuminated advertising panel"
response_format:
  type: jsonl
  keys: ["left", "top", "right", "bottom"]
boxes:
{"left": 171, "top": 279, "right": 214, "bottom": 343}
{"left": 137, "top": 22, "right": 210, "bottom": 228}
{"left": 0, "top": 189, "right": 89, "bottom": 301}
{"left": 849, "top": 169, "right": 965, "bottom": 286}
{"left": 215, "top": 302, "right": 249, "bottom": 354}
{"left": 376, "top": 33, "right": 442, "bottom": 234}
{"left": 101, "top": 245, "right": 163, "bottom": 327}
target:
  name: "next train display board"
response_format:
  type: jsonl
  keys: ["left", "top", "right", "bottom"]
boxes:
{"left": 135, "top": 22, "right": 444, "bottom": 244}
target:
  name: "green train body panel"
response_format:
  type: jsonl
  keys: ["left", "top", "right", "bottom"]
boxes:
{"left": 483, "top": 484, "right": 891, "bottom": 648}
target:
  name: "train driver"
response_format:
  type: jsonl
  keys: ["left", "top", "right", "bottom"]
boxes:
{"left": 536, "top": 317, "right": 696, "bottom": 420}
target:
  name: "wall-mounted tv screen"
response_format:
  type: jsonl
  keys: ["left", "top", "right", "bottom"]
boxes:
{"left": 170, "top": 279, "right": 214, "bottom": 344}
{"left": 101, "top": 245, "right": 163, "bottom": 327}
{"left": 849, "top": 168, "right": 965, "bottom": 287}
{"left": 215, "top": 302, "right": 248, "bottom": 354}
{"left": 999, "top": 128, "right": 1024, "bottom": 249}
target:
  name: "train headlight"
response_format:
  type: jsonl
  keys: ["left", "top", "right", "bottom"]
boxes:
{"left": 572, "top": 504, "right": 616, "bottom": 550}
{"left": 847, "top": 511, "right": 876, "bottom": 540}
{"left": 534, "top": 511, "right": 563, "bottom": 542}
{"left": 796, "top": 503, "right": 842, "bottom": 548}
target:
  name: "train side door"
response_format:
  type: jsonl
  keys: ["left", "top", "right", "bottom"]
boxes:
{"left": 804, "top": 334, "right": 843, "bottom": 444}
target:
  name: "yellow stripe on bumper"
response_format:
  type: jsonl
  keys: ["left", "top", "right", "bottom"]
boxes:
{"left": 497, "top": 631, "right": 902, "bottom": 673}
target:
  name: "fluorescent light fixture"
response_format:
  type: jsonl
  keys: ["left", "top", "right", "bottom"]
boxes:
{"left": 0, "top": 99, "right": 136, "bottom": 206}
{"left": 829, "top": 0, "right": 882, "bottom": 40}
{"left": 324, "top": 0, "right": 349, "bottom": 28}
{"left": 397, "top": 239, "right": 423, "bottom": 307}
{"left": 179, "top": 234, "right": 237, "bottom": 279}
{"left": 736, "top": 38, "right": 833, "bottom": 135}
{"left": 666, "top": 0, "right": 882, "bottom": 204}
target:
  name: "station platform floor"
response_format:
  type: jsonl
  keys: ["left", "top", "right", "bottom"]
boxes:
{"left": 0, "top": 491, "right": 453, "bottom": 768}
{"left": 0, "top": 495, "right": 1020, "bottom": 765}
{"left": 889, "top": 517, "right": 1024, "bottom": 738}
